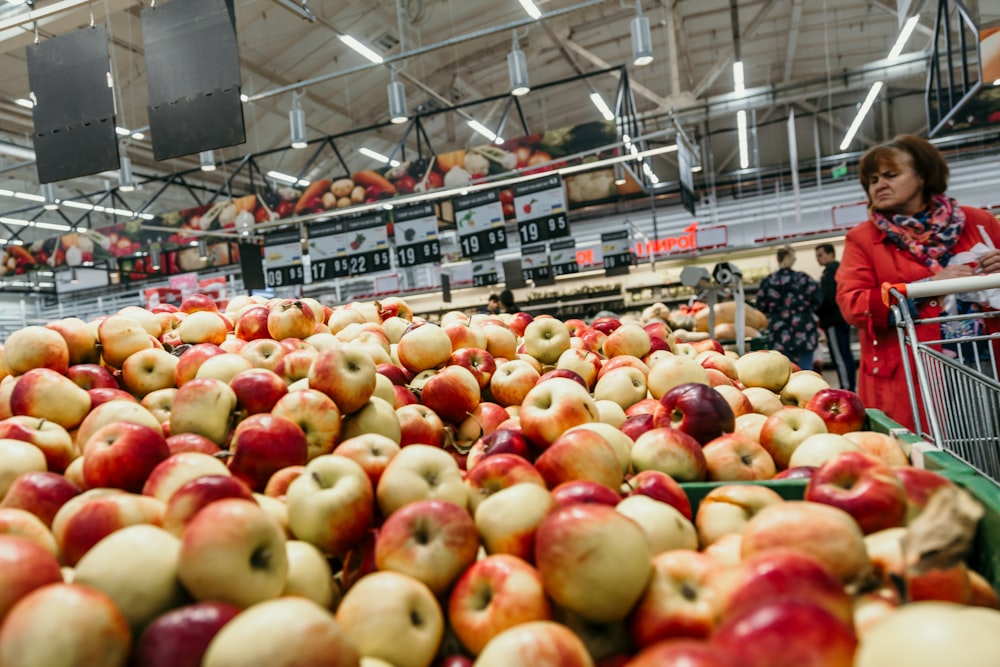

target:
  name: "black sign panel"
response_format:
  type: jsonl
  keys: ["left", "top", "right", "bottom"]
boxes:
{"left": 142, "top": 0, "right": 245, "bottom": 160}
{"left": 27, "top": 26, "right": 119, "bottom": 182}
{"left": 549, "top": 238, "right": 579, "bottom": 277}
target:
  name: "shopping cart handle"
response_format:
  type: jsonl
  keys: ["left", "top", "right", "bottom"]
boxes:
{"left": 881, "top": 273, "right": 1000, "bottom": 306}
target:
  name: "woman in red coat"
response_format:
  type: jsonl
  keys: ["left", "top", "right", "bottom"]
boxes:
{"left": 836, "top": 134, "right": 1000, "bottom": 432}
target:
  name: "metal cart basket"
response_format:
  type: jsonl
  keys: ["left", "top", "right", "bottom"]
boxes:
{"left": 884, "top": 274, "right": 1000, "bottom": 484}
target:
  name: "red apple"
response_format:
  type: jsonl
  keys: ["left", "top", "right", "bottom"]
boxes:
{"left": 10, "top": 368, "right": 91, "bottom": 431}
{"left": 267, "top": 299, "right": 317, "bottom": 340}
{"left": 653, "top": 382, "right": 735, "bottom": 445}
{"left": 227, "top": 414, "right": 308, "bottom": 492}
{"left": 629, "top": 549, "right": 721, "bottom": 647}
{"left": 630, "top": 427, "right": 707, "bottom": 483}
{"left": 534, "top": 428, "right": 622, "bottom": 490}
{"left": 804, "top": 451, "right": 907, "bottom": 534}
{"left": 229, "top": 369, "right": 288, "bottom": 415}
{"left": 396, "top": 403, "right": 447, "bottom": 448}
{"left": 893, "top": 467, "right": 954, "bottom": 523}
{"left": 0, "top": 416, "right": 76, "bottom": 473}
{"left": 805, "top": 388, "right": 867, "bottom": 435}
{"left": 234, "top": 305, "right": 271, "bottom": 341}
{"left": 518, "top": 378, "right": 599, "bottom": 449}
{"left": 66, "top": 364, "right": 118, "bottom": 390}
{"left": 162, "top": 474, "right": 256, "bottom": 536}
{"left": 308, "top": 344, "right": 377, "bottom": 415}
{"left": 0, "top": 535, "right": 64, "bottom": 622}
{"left": 449, "top": 347, "right": 497, "bottom": 391}
{"left": 174, "top": 343, "right": 226, "bottom": 387}
{"left": 550, "top": 480, "right": 621, "bottom": 508}
{"left": 622, "top": 469, "right": 692, "bottom": 520}
{"left": 464, "top": 453, "right": 546, "bottom": 511}
{"left": 620, "top": 413, "right": 656, "bottom": 441}
{"left": 702, "top": 432, "right": 777, "bottom": 481}
{"left": 467, "top": 428, "right": 535, "bottom": 469}
{"left": 626, "top": 640, "right": 735, "bottom": 667}
{"left": 82, "top": 421, "right": 171, "bottom": 493}
{"left": 0, "top": 471, "right": 82, "bottom": 527}
{"left": 420, "top": 364, "right": 481, "bottom": 425}
{"left": 133, "top": 601, "right": 243, "bottom": 667}
{"left": 376, "top": 362, "right": 412, "bottom": 386}
{"left": 87, "top": 387, "right": 138, "bottom": 408}
{"left": 774, "top": 466, "right": 817, "bottom": 480}
{"left": 332, "top": 433, "right": 400, "bottom": 489}
{"left": 165, "top": 433, "right": 221, "bottom": 456}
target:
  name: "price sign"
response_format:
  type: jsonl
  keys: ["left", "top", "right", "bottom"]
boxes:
{"left": 344, "top": 211, "right": 391, "bottom": 276}
{"left": 471, "top": 254, "right": 499, "bottom": 287}
{"left": 520, "top": 242, "right": 550, "bottom": 283}
{"left": 394, "top": 202, "right": 441, "bottom": 267}
{"left": 601, "top": 229, "right": 634, "bottom": 273}
{"left": 307, "top": 221, "right": 351, "bottom": 280}
{"left": 514, "top": 175, "right": 570, "bottom": 244}
{"left": 453, "top": 190, "right": 509, "bottom": 257}
{"left": 549, "top": 238, "right": 579, "bottom": 277}
{"left": 263, "top": 228, "right": 304, "bottom": 288}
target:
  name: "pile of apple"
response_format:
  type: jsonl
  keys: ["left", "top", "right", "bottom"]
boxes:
{"left": 0, "top": 293, "right": 999, "bottom": 667}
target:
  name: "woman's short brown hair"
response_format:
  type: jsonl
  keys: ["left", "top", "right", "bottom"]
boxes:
{"left": 858, "top": 134, "right": 949, "bottom": 204}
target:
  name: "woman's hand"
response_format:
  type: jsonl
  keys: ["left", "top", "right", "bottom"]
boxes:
{"left": 977, "top": 249, "right": 1000, "bottom": 275}
{"left": 932, "top": 263, "right": 977, "bottom": 280}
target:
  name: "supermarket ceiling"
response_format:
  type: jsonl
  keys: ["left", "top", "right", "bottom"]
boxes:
{"left": 0, "top": 0, "right": 998, "bottom": 246}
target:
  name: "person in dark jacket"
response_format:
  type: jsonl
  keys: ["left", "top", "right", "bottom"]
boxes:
{"left": 755, "top": 246, "right": 822, "bottom": 370}
{"left": 499, "top": 289, "right": 520, "bottom": 314}
{"left": 815, "top": 243, "right": 857, "bottom": 391}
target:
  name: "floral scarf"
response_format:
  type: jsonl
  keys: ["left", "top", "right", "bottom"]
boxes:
{"left": 870, "top": 195, "right": 966, "bottom": 271}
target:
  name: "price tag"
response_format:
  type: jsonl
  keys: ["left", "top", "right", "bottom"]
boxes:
{"left": 549, "top": 238, "right": 579, "bottom": 277}
{"left": 344, "top": 210, "right": 391, "bottom": 276}
{"left": 394, "top": 202, "right": 441, "bottom": 267}
{"left": 471, "top": 254, "right": 498, "bottom": 287}
{"left": 453, "top": 190, "right": 509, "bottom": 257}
{"left": 514, "top": 175, "right": 570, "bottom": 244}
{"left": 308, "top": 222, "right": 350, "bottom": 280}
{"left": 263, "top": 228, "right": 304, "bottom": 288}
{"left": 520, "top": 242, "right": 550, "bottom": 283}
{"left": 601, "top": 229, "right": 633, "bottom": 272}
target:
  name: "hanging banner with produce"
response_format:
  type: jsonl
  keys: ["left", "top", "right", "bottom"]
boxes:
{"left": 520, "top": 243, "right": 551, "bottom": 283}
{"left": 453, "top": 189, "right": 508, "bottom": 258}
{"left": 343, "top": 210, "right": 391, "bottom": 276}
{"left": 471, "top": 254, "right": 499, "bottom": 287}
{"left": 514, "top": 175, "right": 570, "bottom": 245}
{"left": 393, "top": 202, "right": 441, "bottom": 267}
{"left": 263, "top": 227, "right": 305, "bottom": 288}
{"left": 306, "top": 219, "right": 351, "bottom": 281}
{"left": 601, "top": 229, "right": 634, "bottom": 273}
{"left": 549, "top": 238, "right": 579, "bottom": 277}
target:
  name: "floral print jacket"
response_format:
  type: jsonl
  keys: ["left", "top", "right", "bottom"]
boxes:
{"left": 754, "top": 268, "right": 822, "bottom": 355}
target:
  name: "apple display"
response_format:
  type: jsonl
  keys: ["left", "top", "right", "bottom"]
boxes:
{"left": 804, "top": 451, "right": 907, "bottom": 534}
{"left": 535, "top": 503, "right": 652, "bottom": 623}
{"left": 285, "top": 454, "right": 374, "bottom": 556}
{"left": 653, "top": 382, "right": 735, "bottom": 445}
{"left": 629, "top": 427, "right": 707, "bottom": 483}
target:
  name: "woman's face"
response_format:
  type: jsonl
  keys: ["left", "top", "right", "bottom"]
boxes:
{"left": 867, "top": 150, "right": 925, "bottom": 216}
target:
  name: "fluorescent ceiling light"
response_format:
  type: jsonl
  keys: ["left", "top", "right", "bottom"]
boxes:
{"left": 733, "top": 60, "right": 745, "bottom": 94}
{"left": 339, "top": 35, "right": 384, "bottom": 64}
{"left": 115, "top": 126, "right": 130, "bottom": 136}
{"left": 62, "top": 201, "right": 94, "bottom": 211}
{"left": 131, "top": 132, "right": 145, "bottom": 140}
{"left": 737, "top": 109, "right": 750, "bottom": 169}
{"left": 34, "top": 222, "right": 72, "bottom": 231}
{"left": 589, "top": 93, "right": 615, "bottom": 121}
{"left": 840, "top": 81, "right": 884, "bottom": 150}
{"left": 468, "top": 120, "right": 503, "bottom": 144}
{"left": 14, "top": 192, "right": 44, "bottom": 202}
{"left": 14, "top": 98, "right": 33, "bottom": 109}
{"left": 240, "top": 93, "right": 249, "bottom": 102}
{"left": 0, "top": 142, "right": 36, "bottom": 161}
{"left": 0, "top": 189, "right": 14, "bottom": 196}
{"left": 266, "top": 170, "right": 310, "bottom": 187}
{"left": 358, "top": 147, "right": 400, "bottom": 167}
{"left": 518, "top": 0, "right": 541, "bottom": 20}
{"left": 888, "top": 16, "right": 920, "bottom": 59}
{"left": 0, "top": 216, "right": 30, "bottom": 226}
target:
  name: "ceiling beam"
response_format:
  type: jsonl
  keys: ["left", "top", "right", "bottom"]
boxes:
{"left": 782, "top": 0, "right": 804, "bottom": 84}
{"left": 692, "top": 0, "right": 779, "bottom": 98}
{"left": 559, "top": 38, "right": 670, "bottom": 108}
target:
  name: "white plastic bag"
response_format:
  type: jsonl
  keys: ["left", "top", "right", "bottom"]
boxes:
{"left": 948, "top": 241, "right": 1000, "bottom": 309}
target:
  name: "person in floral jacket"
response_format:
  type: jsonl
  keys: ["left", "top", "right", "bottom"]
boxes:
{"left": 755, "top": 246, "right": 822, "bottom": 369}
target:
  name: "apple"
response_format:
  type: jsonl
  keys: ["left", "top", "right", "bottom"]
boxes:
{"left": 0, "top": 506, "right": 59, "bottom": 557}
{"left": 0, "top": 439, "right": 49, "bottom": 500}
{"left": 713, "top": 599, "right": 857, "bottom": 667}
{"left": 0, "top": 584, "right": 131, "bottom": 667}
{"left": 550, "top": 480, "right": 621, "bottom": 507}
{"left": 693, "top": 483, "right": 785, "bottom": 547}
{"left": 734, "top": 412, "right": 768, "bottom": 443}
{"left": 178, "top": 498, "right": 287, "bottom": 607}
{"left": 741, "top": 500, "right": 872, "bottom": 585}
{"left": 475, "top": 482, "right": 555, "bottom": 561}
{"left": 804, "top": 451, "right": 907, "bottom": 534}
{"left": 282, "top": 539, "right": 337, "bottom": 608}
{"left": 263, "top": 465, "right": 306, "bottom": 500}
{"left": 0, "top": 471, "right": 81, "bottom": 527}
{"left": 443, "top": 320, "right": 487, "bottom": 352}
{"left": 234, "top": 305, "right": 272, "bottom": 342}
{"left": 285, "top": 454, "right": 374, "bottom": 556}
{"left": 653, "top": 382, "right": 735, "bottom": 445}
{"left": 169, "top": 378, "right": 238, "bottom": 446}
{"left": 518, "top": 378, "right": 599, "bottom": 449}
{"left": 804, "top": 388, "right": 867, "bottom": 434}
{"left": 273, "top": 348, "right": 317, "bottom": 385}
{"left": 87, "top": 386, "right": 138, "bottom": 412}
{"left": 9, "top": 368, "right": 91, "bottom": 431}
{"left": 616, "top": 495, "right": 698, "bottom": 555}
{"left": 46, "top": 318, "right": 100, "bottom": 366}
{"left": 534, "top": 428, "right": 622, "bottom": 490}
{"left": 566, "top": 422, "right": 633, "bottom": 476}
{"left": 593, "top": 367, "right": 648, "bottom": 410}
{"left": 142, "top": 451, "right": 231, "bottom": 504}
{"left": 66, "top": 363, "right": 117, "bottom": 390}
{"left": 630, "top": 427, "right": 707, "bottom": 482}
{"left": 175, "top": 343, "right": 227, "bottom": 386}
{"left": 536, "top": 368, "right": 588, "bottom": 389}
{"left": 843, "top": 431, "right": 910, "bottom": 467}
{"left": 534, "top": 503, "right": 652, "bottom": 622}
{"left": 696, "top": 350, "right": 740, "bottom": 380}
{"left": 141, "top": 387, "right": 176, "bottom": 426}
{"left": 165, "top": 433, "right": 222, "bottom": 456}
{"left": 2, "top": 325, "right": 70, "bottom": 375}
{"left": 622, "top": 469, "right": 692, "bottom": 520}
{"left": 339, "top": 396, "right": 401, "bottom": 445}
{"left": 163, "top": 474, "right": 255, "bottom": 536}
{"left": 603, "top": 323, "right": 651, "bottom": 359}
{"left": 455, "top": 402, "right": 509, "bottom": 444}
{"left": 227, "top": 413, "right": 308, "bottom": 492}
{"left": 178, "top": 311, "right": 229, "bottom": 346}
{"left": 628, "top": 549, "right": 721, "bottom": 647}
{"left": 336, "top": 571, "right": 444, "bottom": 667}
{"left": 473, "top": 621, "right": 593, "bottom": 667}
{"left": 121, "top": 347, "right": 179, "bottom": 397}
{"left": 0, "top": 535, "right": 63, "bottom": 622}
{"left": 523, "top": 319, "right": 571, "bottom": 365}
{"left": 375, "top": 498, "right": 478, "bottom": 595}
{"left": 735, "top": 350, "right": 793, "bottom": 392}
{"left": 195, "top": 352, "right": 254, "bottom": 384}
{"left": 267, "top": 299, "right": 317, "bottom": 341}
{"left": 464, "top": 453, "right": 545, "bottom": 511}
{"left": 51, "top": 490, "right": 165, "bottom": 566}
{"left": 555, "top": 348, "right": 602, "bottom": 389}
{"left": 742, "top": 386, "right": 784, "bottom": 416}
{"left": 646, "top": 355, "right": 710, "bottom": 400}
{"left": 397, "top": 322, "right": 453, "bottom": 373}
{"left": 595, "top": 399, "right": 628, "bottom": 427}
{"left": 466, "top": 427, "right": 534, "bottom": 469}
{"left": 82, "top": 421, "right": 171, "bottom": 493}
{"left": 779, "top": 370, "right": 831, "bottom": 407}
{"left": 702, "top": 432, "right": 777, "bottom": 481}
{"left": 893, "top": 467, "right": 954, "bottom": 522}
{"left": 787, "top": 432, "right": 864, "bottom": 469}
{"left": 73, "top": 524, "right": 186, "bottom": 630}
{"left": 392, "top": 404, "right": 443, "bottom": 448}
{"left": 447, "top": 554, "right": 552, "bottom": 655}
{"left": 598, "top": 355, "right": 649, "bottom": 381}
{"left": 620, "top": 413, "right": 655, "bottom": 442}
{"left": 332, "top": 433, "right": 400, "bottom": 489}
{"left": 0, "top": 416, "right": 76, "bottom": 473}
{"left": 759, "top": 406, "right": 829, "bottom": 469}
{"left": 239, "top": 338, "right": 286, "bottom": 372}
{"left": 625, "top": 640, "right": 735, "bottom": 667}
{"left": 377, "top": 444, "right": 467, "bottom": 516}
{"left": 489, "top": 360, "right": 541, "bottom": 408}
{"left": 307, "top": 344, "right": 376, "bottom": 416}
{"left": 713, "top": 384, "right": 754, "bottom": 418}
{"left": 481, "top": 322, "right": 518, "bottom": 361}
{"left": 419, "top": 364, "right": 481, "bottom": 425}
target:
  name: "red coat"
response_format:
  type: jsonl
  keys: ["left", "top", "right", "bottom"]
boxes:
{"left": 836, "top": 206, "right": 1000, "bottom": 432}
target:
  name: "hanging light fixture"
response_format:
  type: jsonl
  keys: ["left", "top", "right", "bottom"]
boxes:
{"left": 197, "top": 237, "right": 209, "bottom": 260}
{"left": 387, "top": 68, "right": 409, "bottom": 124}
{"left": 41, "top": 182, "right": 58, "bottom": 211}
{"left": 149, "top": 242, "right": 162, "bottom": 271}
{"left": 289, "top": 94, "right": 307, "bottom": 149}
{"left": 631, "top": 1, "right": 654, "bottom": 66}
{"left": 508, "top": 31, "right": 530, "bottom": 96}
{"left": 119, "top": 156, "right": 136, "bottom": 192}
{"left": 70, "top": 267, "right": 78, "bottom": 284}
{"left": 613, "top": 162, "right": 627, "bottom": 186}
{"left": 200, "top": 150, "right": 216, "bottom": 172}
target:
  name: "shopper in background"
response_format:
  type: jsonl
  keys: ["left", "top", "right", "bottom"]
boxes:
{"left": 755, "top": 246, "right": 822, "bottom": 370}
{"left": 837, "top": 133, "right": 1000, "bottom": 431}
{"left": 480, "top": 293, "right": 501, "bottom": 315}
{"left": 498, "top": 289, "right": 520, "bottom": 314}
{"left": 815, "top": 243, "right": 857, "bottom": 391}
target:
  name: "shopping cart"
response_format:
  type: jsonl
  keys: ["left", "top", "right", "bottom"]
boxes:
{"left": 883, "top": 274, "right": 1000, "bottom": 484}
